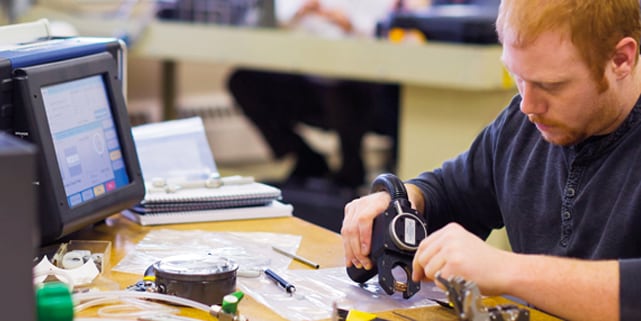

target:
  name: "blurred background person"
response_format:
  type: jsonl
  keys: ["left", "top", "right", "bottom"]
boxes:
{"left": 228, "top": 0, "right": 424, "bottom": 191}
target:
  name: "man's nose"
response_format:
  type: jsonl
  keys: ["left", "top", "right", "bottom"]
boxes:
{"left": 519, "top": 82, "right": 545, "bottom": 115}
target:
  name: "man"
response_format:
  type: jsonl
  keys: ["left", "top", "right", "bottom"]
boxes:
{"left": 341, "top": 1, "right": 641, "bottom": 320}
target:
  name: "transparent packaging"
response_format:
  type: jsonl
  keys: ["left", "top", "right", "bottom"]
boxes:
{"left": 112, "top": 229, "right": 446, "bottom": 321}
{"left": 153, "top": 254, "right": 237, "bottom": 276}
{"left": 239, "top": 267, "right": 445, "bottom": 321}
{"left": 113, "top": 229, "right": 299, "bottom": 276}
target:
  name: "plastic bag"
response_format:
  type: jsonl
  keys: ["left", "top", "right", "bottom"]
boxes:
{"left": 239, "top": 267, "right": 445, "bottom": 321}
{"left": 113, "top": 229, "right": 301, "bottom": 276}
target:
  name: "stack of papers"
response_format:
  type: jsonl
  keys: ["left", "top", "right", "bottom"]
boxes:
{"left": 122, "top": 200, "right": 293, "bottom": 226}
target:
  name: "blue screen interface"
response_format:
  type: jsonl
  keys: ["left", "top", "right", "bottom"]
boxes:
{"left": 41, "top": 75, "right": 130, "bottom": 208}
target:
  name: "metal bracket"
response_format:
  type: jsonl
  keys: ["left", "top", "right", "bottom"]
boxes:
{"left": 436, "top": 273, "right": 530, "bottom": 321}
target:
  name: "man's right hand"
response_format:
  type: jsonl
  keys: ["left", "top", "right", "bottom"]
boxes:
{"left": 342, "top": 184, "right": 426, "bottom": 270}
{"left": 341, "top": 191, "right": 391, "bottom": 270}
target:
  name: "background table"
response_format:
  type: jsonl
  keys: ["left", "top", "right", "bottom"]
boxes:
{"left": 20, "top": 5, "right": 518, "bottom": 179}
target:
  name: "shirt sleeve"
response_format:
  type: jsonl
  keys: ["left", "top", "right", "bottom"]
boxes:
{"left": 619, "top": 259, "right": 641, "bottom": 320}
{"left": 405, "top": 95, "right": 527, "bottom": 240}
{"left": 406, "top": 104, "right": 520, "bottom": 239}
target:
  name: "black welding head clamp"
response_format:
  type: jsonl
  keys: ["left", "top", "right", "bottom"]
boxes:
{"left": 346, "top": 173, "right": 428, "bottom": 299}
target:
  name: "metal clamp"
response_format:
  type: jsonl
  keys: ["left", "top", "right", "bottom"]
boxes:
{"left": 436, "top": 273, "right": 530, "bottom": 321}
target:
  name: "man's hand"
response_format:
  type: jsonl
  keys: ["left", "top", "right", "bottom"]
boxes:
{"left": 341, "top": 191, "right": 390, "bottom": 270}
{"left": 296, "top": 0, "right": 321, "bottom": 16}
{"left": 342, "top": 183, "right": 425, "bottom": 271}
{"left": 291, "top": 0, "right": 353, "bottom": 33}
{"left": 412, "top": 222, "right": 514, "bottom": 296}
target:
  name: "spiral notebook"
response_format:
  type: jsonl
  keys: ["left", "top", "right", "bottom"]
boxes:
{"left": 134, "top": 182, "right": 283, "bottom": 214}
{"left": 123, "top": 117, "right": 292, "bottom": 225}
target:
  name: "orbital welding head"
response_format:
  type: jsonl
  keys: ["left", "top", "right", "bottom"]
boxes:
{"left": 346, "top": 173, "right": 428, "bottom": 299}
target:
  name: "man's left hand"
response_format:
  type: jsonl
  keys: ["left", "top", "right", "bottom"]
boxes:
{"left": 411, "top": 222, "right": 514, "bottom": 296}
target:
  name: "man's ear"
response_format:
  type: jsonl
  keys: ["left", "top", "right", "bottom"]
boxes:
{"left": 611, "top": 37, "right": 638, "bottom": 79}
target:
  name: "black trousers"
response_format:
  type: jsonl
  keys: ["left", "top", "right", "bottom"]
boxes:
{"left": 227, "top": 68, "right": 399, "bottom": 186}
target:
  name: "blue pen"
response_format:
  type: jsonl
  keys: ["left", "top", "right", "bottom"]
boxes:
{"left": 264, "top": 268, "right": 296, "bottom": 294}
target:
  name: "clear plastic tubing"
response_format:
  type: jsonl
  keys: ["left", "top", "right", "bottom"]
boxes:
{"left": 73, "top": 290, "right": 212, "bottom": 314}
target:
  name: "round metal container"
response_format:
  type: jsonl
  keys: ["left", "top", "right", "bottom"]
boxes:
{"left": 152, "top": 254, "right": 238, "bottom": 305}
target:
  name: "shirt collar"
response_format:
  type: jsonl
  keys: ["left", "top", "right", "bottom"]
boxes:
{"left": 569, "top": 94, "right": 641, "bottom": 163}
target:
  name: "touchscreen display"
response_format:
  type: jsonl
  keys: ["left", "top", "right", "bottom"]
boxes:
{"left": 41, "top": 75, "right": 130, "bottom": 207}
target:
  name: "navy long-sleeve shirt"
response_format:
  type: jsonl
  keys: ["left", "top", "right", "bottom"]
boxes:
{"left": 407, "top": 94, "right": 641, "bottom": 320}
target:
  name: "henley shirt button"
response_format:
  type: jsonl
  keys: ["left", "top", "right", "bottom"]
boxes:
{"left": 565, "top": 188, "right": 576, "bottom": 197}
{"left": 562, "top": 211, "right": 571, "bottom": 220}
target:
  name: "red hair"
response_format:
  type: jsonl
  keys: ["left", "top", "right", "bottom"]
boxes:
{"left": 496, "top": 0, "right": 641, "bottom": 92}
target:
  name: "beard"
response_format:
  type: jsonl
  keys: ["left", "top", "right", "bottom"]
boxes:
{"left": 526, "top": 90, "right": 621, "bottom": 147}
{"left": 527, "top": 114, "right": 586, "bottom": 146}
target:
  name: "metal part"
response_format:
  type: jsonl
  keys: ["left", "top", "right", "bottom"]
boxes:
{"left": 436, "top": 273, "right": 530, "bottom": 321}
{"left": 393, "top": 280, "right": 408, "bottom": 293}
{"left": 126, "top": 277, "right": 158, "bottom": 293}
{"left": 210, "top": 305, "right": 249, "bottom": 321}
{"left": 210, "top": 291, "right": 248, "bottom": 321}
{"left": 152, "top": 254, "right": 238, "bottom": 305}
